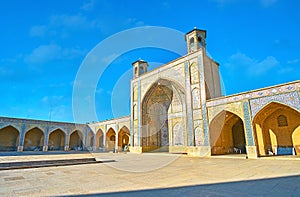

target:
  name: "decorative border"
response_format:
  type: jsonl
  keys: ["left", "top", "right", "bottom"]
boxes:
{"left": 250, "top": 91, "right": 300, "bottom": 118}
{"left": 185, "top": 61, "right": 194, "bottom": 146}
{"left": 137, "top": 80, "right": 141, "bottom": 146}
{"left": 243, "top": 101, "right": 254, "bottom": 146}
{"left": 207, "top": 81, "right": 300, "bottom": 107}
{"left": 198, "top": 55, "right": 209, "bottom": 146}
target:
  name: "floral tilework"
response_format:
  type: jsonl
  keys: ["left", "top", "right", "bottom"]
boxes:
{"left": 250, "top": 91, "right": 300, "bottom": 118}
{"left": 243, "top": 102, "right": 254, "bottom": 146}
{"left": 207, "top": 81, "right": 300, "bottom": 107}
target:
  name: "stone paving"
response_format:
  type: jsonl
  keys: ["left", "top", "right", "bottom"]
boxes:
{"left": 0, "top": 152, "right": 299, "bottom": 196}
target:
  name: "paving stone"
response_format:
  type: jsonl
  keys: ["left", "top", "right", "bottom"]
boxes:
{"left": 0, "top": 153, "right": 299, "bottom": 196}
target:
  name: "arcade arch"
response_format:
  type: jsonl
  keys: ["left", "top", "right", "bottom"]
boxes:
{"left": 253, "top": 102, "right": 300, "bottom": 156}
{"left": 48, "top": 129, "right": 65, "bottom": 151}
{"left": 0, "top": 126, "right": 19, "bottom": 151}
{"left": 69, "top": 130, "right": 83, "bottom": 151}
{"left": 24, "top": 127, "right": 44, "bottom": 151}
{"left": 209, "top": 111, "right": 246, "bottom": 155}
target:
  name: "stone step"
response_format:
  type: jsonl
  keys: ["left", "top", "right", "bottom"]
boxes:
{"left": 0, "top": 158, "right": 114, "bottom": 170}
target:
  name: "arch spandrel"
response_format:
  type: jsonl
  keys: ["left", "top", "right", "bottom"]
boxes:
{"left": 49, "top": 127, "right": 68, "bottom": 136}
{"left": 70, "top": 129, "right": 84, "bottom": 137}
{"left": 0, "top": 123, "right": 21, "bottom": 132}
{"left": 208, "top": 102, "right": 244, "bottom": 124}
{"left": 253, "top": 101, "right": 300, "bottom": 156}
{"left": 141, "top": 76, "right": 185, "bottom": 103}
{"left": 106, "top": 126, "right": 116, "bottom": 134}
{"left": 25, "top": 125, "right": 46, "bottom": 134}
{"left": 253, "top": 101, "right": 300, "bottom": 122}
{"left": 250, "top": 91, "right": 300, "bottom": 118}
{"left": 119, "top": 122, "right": 130, "bottom": 132}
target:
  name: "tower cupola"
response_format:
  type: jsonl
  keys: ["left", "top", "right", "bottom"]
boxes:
{"left": 132, "top": 59, "right": 148, "bottom": 78}
{"left": 185, "top": 28, "right": 207, "bottom": 53}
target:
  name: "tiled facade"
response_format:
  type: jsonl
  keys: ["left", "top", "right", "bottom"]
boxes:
{"left": 0, "top": 29, "right": 299, "bottom": 158}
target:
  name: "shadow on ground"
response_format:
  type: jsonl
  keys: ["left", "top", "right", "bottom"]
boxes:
{"left": 67, "top": 175, "right": 300, "bottom": 197}
{"left": 0, "top": 151, "right": 92, "bottom": 156}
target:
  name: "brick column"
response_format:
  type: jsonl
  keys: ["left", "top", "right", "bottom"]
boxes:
{"left": 43, "top": 126, "right": 49, "bottom": 151}
{"left": 17, "top": 123, "right": 26, "bottom": 152}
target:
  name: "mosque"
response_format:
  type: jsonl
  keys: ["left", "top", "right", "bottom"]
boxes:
{"left": 0, "top": 29, "right": 299, "bottom": 159}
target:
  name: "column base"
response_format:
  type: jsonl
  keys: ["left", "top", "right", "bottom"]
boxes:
{"left": 92, "top": 146, "right": 97, "bottom": 151}
{"left": 129, "top": 146, "right": 142, "bottom": 154}
{"left": 43, "top": 146, "right": 48, "bottom": 152}
{"left": 64, "top": 145, "right": 69, "bottom": 151}
{"left": 17, "top": 146, "right": 23, "bottom": 152}
{"left": 169, "top": 146, "right": 188, "bottom": 154}
{"left": 187, "top": 146, "right": 211, "bottom": 157}
{"left": 246, "top": 146, "right": 258, "bottom": 159}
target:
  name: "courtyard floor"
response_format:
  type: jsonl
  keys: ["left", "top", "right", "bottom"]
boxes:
{"left": 0, "top": 152, "right": 299, "bottom": 196}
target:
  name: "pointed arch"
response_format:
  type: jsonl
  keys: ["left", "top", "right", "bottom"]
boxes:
{"left": 118, "top": 126, "right": 130, "bottom": 150}
{"left": 95, "top": 129, "right": 104, "bottom": 150}
{"left": 192, "top": 88, "right": 200, "bottom": 109}
{"left": 25, "top": 125, "right": 45, "bottom": 134}
{"left": 69, "top": 130, "right": 83, "bottom": 151}
{"left": 141, "top": 78, "right": 185, "bottom": 152}
{"left": 252, "top": 98, "right": 300, "bottom": 120}
{"left": 292, "top": 126, "right": 300, "bottom": 155}
{"left": 48, "top": 129, "right": 65, "bottom": 151}
{"left": 86, "top": 130, "right": 95, "bottom": 149}
{"left": 189, "top": 37, "right": 195, "bottom": 52}
{"left": 209, "top": 110, "right": 246, "bottom": 155}
{"left": 189, "top": 62, "right": 199, "bottom": 84}
{"left": 106, "top": 128, "right": 116, "bottom": 151}
{"left": 253, "top": 102, "right": 300, "bottom": 156}
{"left": 0, "top": 125, "right": 20, "bottom": 151}
{"left": 24, "top": 127, "right": 44, "bottom": 151}
{"left": 173, "top": 123, "right": 184, "bottom": 146}
{"left": 0, "top": 123, "right": 21, "bottom": 132}
{"left": 49, "top": 127, "right": 67, "bottom": 136}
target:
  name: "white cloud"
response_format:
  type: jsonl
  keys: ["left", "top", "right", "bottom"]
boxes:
{"left": 49, "top": 14, "right": 97, "bottom": 28}
{"left": 29, "top": 25, "right": 48, "bottom": 37}
{"left": 49, "top": 105, "right": 70, "bottom": 121}
{"left": 48, "top": 14, "right": 99, "bottom": 28}
{"left": 278, "top": 67, "right": 295, "bottom": 74}
{"left": 41, "top": 95, "right": 64, "bottom": 106}
{"left": 25, "top": 44, "right": 86, "bottom": 64}
{"left": 261, "top": 0, "right": 277, "bottom": 7}
{"left": 124, "top": 18, "right": 145, "bottom": 27}
{"left": 95, "top": 88, "right": 104, "bottom": 94}
{"left": 211, "top": 0, "right": 277, "bottom": 7}
{"left": 80, "top": 0, "right": 95, "bottom": 11}
{"left": 41, "top": 96, "right": 49, "bottom": 103}
{"left": 101, "top": 53, "right": 119, "bottom": 64}
{"left": 253, "top": 56, "right": 279, "bottom": 75}
{"left": 0, "top": 66, "right": 14, "bottom": 77}
{"left": 211, "top": 0, "right": 237, "bottom": 6}
{"left": 25, "top": 44, "right": 62, "bottom": 64}
{"left": 287, "top": 59, "right": 299, "bottom": 64}
{"left": 225, "top": 52, "right": 279, "bottom": 76}
{"left": 29, "top": 13, "right": 101, "bottom": 38}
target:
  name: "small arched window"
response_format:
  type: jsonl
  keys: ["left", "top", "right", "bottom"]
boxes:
{"left": 134, "top": 67, "right": 138, "bottom": 75}
{"left": 198, "top": 36, "right": 203, "bottom": 47}
{"left": 277, "top": 115, "right": 288, "bottom": 127}
{"left": 190, "top": 37, "right": 195, "bottom": 52}
{"left": 110, "top": 135, "right": 116, "bottom": 141}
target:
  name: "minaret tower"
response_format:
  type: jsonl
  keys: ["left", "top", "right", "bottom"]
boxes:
{"left": 185, "top": 28, "right": 207, "bottom": 53}
{"left": 132, "top": 59, "right": 149, "bottom": 78}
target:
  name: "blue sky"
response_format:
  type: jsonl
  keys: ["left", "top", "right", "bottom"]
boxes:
{"left": 0, "top": 0, "right": 299, "bottom": 123}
